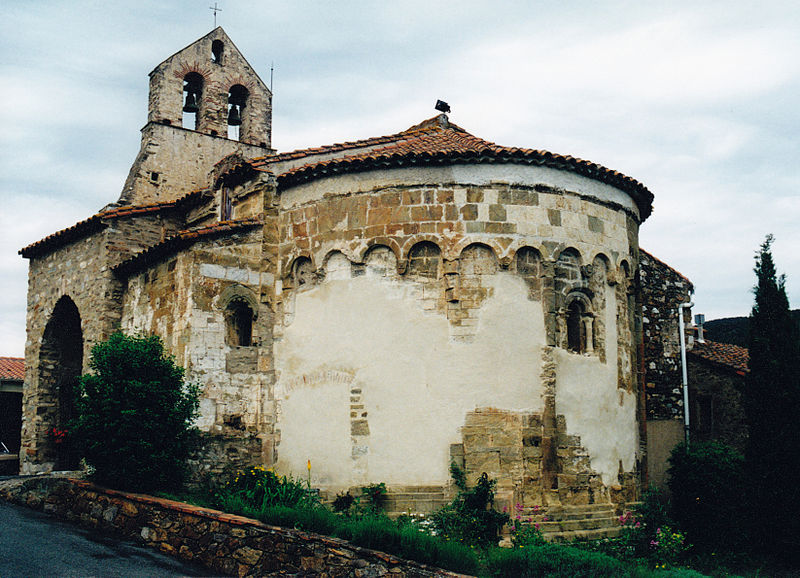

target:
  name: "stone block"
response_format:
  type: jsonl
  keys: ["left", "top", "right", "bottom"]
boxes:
{"left": 489, "top": 204, "right": 506, "bottom": 221}
{"left": 460, "top": 204, "right": 478, "bottom": 220}
{"left": 466, "top": 188, "right": 484, "bottom": 203}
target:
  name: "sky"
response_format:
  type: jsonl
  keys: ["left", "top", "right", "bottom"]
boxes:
{"left": 1, "top": 1, "right": 799, "bottom": 357}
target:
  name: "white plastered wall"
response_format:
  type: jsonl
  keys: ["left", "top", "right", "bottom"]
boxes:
{"left": 554, "top": 282, "right": 637, "bottom": 485}
{"left": 274, "top": 270, "right": 546, "bottom": 489}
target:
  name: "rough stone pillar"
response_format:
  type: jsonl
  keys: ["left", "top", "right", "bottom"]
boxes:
{"left": 257, "top": 173, "right": 280, "bottom": 465}
{"left": 540, "top": 346, "right": 560, "bottom": 503}
{"left": 541, "top": 260, "right": 557, "bottom": 347}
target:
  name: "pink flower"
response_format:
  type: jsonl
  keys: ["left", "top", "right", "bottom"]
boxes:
{"left": 635, "top": 522, "right": 641, "bottom": 528}
{"left": 535, "top": 523, "right": 541, "bottom": 530}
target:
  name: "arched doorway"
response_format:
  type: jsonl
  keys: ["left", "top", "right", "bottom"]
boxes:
{"left": 38, "top": 296, "right": 83, "bottom": 470}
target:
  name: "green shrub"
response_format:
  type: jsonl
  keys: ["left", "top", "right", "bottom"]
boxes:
{"left": 218, "top": 465, "right": 318, "bottom": 511}
{"left": 577, "top": 487, "right": 688, "bottom": 569}
{"left": 430, "top": 465, "right": 509, "bottom": 548}
{"left": 254, "top": 505, "right": 480, "bottom": 574}
{"left": 360, "top": 482, "right": 388, "bottom": 513}
{"left": 70, "top": 333, "right": 199, "bottom": 492}
{"left": 332, "top": 490, "right": 355, "bottom": 513}
{"left": 667, "top": 441, "right": 745, "bottom": 550}
{"left": 486, "top": 543, "right": 630, "bottom": 577}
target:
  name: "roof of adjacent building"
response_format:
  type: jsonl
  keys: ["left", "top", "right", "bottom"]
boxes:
{"left": 689, "top": 339, "right": 749, "bottom": 375}
{"left": 19, "top": 190, "right": 207, "bottom": 259}
{"left": 243, "top": 115, "right": 654, "bottom": 221}
{"left": 0, "top": 357, "right": 24, "bottom": 381}
{"left": 113, "top": 217, "right": 262, "bottom": 276}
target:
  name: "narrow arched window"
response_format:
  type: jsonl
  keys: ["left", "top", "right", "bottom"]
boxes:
{"left": 211, "top": 40, "right": 224, "bottom": 64}
{"left": 227, "top": 84, "right": 249, "bottom": 140}
{"left": 567, "top": 301, "right": 585, "bottom": 352}
{"left": 182, "top": 72, "right": 204, "bottom": 130}
{"left": 225, "top": 299, "right": 253, "bottom": 347}
{"left": 220, "top": 187, "right": 232, "bottom": 220}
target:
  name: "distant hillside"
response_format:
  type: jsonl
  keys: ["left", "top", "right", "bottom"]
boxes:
{"left": 704, "top": 310, "right": 800, "bottom": 347}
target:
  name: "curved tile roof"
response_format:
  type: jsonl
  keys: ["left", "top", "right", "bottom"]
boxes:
{"left": 114, "top": 217, "right": 262, "bottom": 277}
{"left": 689, "top": 340, "right": 750, "bottom": 375}
{"left": 0, "top": 357, "right": 24, "bottom": 381}
{"left": 244, "top": 115, "right": 654, "bottom": 221}
{"left": 19, "top": 190, "right": 207, "bottom": 258}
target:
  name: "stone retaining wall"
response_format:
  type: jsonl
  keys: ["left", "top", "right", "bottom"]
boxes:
{"left": 0, "top": 476, "right": 467, "bottom": 577}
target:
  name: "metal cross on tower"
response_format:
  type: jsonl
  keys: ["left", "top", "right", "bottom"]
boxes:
{"left": 210, "top": 3, "right": 222, "bottom": 27}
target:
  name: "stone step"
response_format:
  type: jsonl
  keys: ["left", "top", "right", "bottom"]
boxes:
{"left": 384, "top": 486, "right": 449, "bottom": 515}
{"left": 537, "top": 516, "right": 618, "bottom": 533}
{"left": 546, "top": 526, "right": 622, "bottom": 543}
{"left": 388, "top": 485, "right": 448, "bottom": 494}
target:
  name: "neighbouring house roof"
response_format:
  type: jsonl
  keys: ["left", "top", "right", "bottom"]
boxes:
{"left": 689, "top": 340, "right": 749, "bottom": 376}
{"left": 227, "top": 115, "right": 654, "bottom": 221}
{"left": 639, "top": 248, "right": 694, "bottom": 290}
{"left": 0, "top": 357, "right": 24, "bottom": 381}
{"left": 113, "top": 217, "right": 263, "bottom": 277}
{"left": 19, "top": 190, "right": 208, "bottom": 259}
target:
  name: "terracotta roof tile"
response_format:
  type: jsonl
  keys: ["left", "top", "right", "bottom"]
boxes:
{"left": 241, "top": 115, "right": 653, "bottom": 220}
{"left": 0, "top": 357, "right": 24, "bottom": 381}
{"left": 689, "top": 340, "right": 749, "bottom": 375}
{"left": 19, "top": 190, "right": 207, "bottom": 259}
{"left": 114, "top": 217, "right": 262, "bottom": 276}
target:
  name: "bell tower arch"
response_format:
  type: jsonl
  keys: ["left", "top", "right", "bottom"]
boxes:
{"left": 119, "top": 27, "right": 273, "bottom": 205}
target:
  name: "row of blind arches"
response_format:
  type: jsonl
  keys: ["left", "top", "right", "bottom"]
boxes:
{"left": 288, "top": 241, "right": 628, "bottom": 282}
{"left": 286, "top": 241, "right": 630, "bottom": 355}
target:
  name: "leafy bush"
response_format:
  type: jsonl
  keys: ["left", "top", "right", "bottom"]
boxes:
{"left": 577, "top": 487, "right": 688, "bottom": 569}
{"left": 667, "top": 441, "right": 745, "bottom": 550}
{"left": 216, "top": 465, "right": 319, "bottom": 513}
{"left": 360, "top": 482, "right": 388, "bottom": 513}
{"left": 430, "top": 464, "right": 509, "bottom": 548}
{"left": 332, "top": 490, "right": 355, "bottom": 513}
{"left": 70, "top": 333, "right": 199, "bottom": 492}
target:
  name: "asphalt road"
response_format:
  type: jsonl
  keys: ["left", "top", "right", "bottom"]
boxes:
{"left": 0, "top": 499, "right": 220, "bottom": 577}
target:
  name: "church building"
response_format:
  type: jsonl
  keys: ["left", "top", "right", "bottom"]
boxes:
{"left": 19, "top": 28, "right": 687, "bottom": 533}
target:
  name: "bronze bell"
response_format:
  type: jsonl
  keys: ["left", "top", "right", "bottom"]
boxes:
{"left": 227, "top": 104, "right": 242, "bottom": 126}
{"left": 183, "top": 91, "right": 199, "bottom": 113}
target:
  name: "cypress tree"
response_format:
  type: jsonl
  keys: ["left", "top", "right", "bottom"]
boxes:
{"left": 746, "top": 235, "right": 800, "bottom": 557}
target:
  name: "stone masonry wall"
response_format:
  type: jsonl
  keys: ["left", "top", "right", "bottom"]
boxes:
{"left": 687, "top": 358, "right": 747, "bottom": 453}
{"left": 147, "top": 28, "right": 271, "bottom": 148}
{"left": 639, "top": 250, "right": 693, "bottom": 420}
{"left": 119, "top": 123, "right": 269, "bottom": 206}
{"left": 121, "top": 227, "right": 274, "bottom": 469}
{"left": 21, "top": 212, "right": 185, "bottom": 474}
{"left": 0, "top": 476, "right": 463, "bottom": 578}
